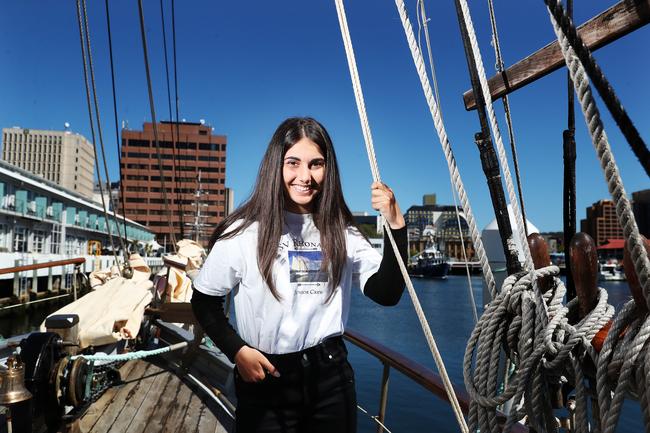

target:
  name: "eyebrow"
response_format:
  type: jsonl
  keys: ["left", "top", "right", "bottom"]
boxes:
{"left": 284, "top": 156, "right": 326, "bottom": 164}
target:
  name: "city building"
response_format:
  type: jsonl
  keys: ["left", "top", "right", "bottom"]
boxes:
{"left": 93, "top": 181, "right": 121, "bottom": 212}
{"left": 632, "top": 189, "right": 650, "bottom": 238}
{"left": 404, "top": 201, "right": 473, "bottom": 260}
{"left": 120, "top": 121, "right": 227, "bottom": 248}
{"left": 0, "top": 159, "right": 153, "bottom": 258}
{"left": 580, "top": 199, "right": 623, "bottom": 246}
{"left": 2, "top": 126, "right": 95, "bottom": 199}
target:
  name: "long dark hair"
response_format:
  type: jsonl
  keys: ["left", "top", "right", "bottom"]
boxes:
{"left": 209, "top": 117, "right": 355, "bottom": 300}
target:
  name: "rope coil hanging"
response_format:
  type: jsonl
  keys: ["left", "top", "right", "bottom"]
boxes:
{"left": 333, "top": 1, "right": 468, "bottom": 431}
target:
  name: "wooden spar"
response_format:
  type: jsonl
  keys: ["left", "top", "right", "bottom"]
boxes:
{"left": 463, "top": 0, "right": 650, "bottom": 110}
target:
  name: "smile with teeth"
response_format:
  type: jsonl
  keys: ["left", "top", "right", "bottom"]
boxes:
{"left": 291, "top": 184, "right": 313, "bottom": 194}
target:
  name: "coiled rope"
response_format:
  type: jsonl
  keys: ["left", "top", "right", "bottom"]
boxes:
{"left": 333, "top": 1, "right": 468, "bottom": 431}
{"left": 463, "top": 265, "right": 613, "bottom": 432}
{"left": 547, "top": 8, "right": 650, "bottom": 311}
{"left": 547, "top": 8, "right": 650, "bottom": 433}
{"left": 392, "top": 0, "right": 497, "bottom": 300}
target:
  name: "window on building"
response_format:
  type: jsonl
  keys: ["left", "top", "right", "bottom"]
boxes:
{"left": 50, "top": 224, "right": 62, "bottom": 254}
{"left": 0, "top": 224, "right": 8, "bottom": 252}
{"left": 33, "top": 229, "right": 46, "bottom": 253}
{"left": 14, "top": 227, "right": 28, "bottom": 253}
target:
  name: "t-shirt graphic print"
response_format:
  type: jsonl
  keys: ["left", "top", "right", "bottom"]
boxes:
{"left": 289, "top": 250, "right": 329, "bottom": 283}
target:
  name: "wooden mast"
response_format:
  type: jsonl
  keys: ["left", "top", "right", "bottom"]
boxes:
{"left": 462, "top": 0, "right": 650, "bottom": 110}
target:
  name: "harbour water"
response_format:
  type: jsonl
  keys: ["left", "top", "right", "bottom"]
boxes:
{"left": 0, "top": 275, "right": 642, "bottom": 432}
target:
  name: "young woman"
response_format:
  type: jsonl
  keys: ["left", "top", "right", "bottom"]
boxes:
{"left": 191, "top": 117, "right": 408, "bottom": 433}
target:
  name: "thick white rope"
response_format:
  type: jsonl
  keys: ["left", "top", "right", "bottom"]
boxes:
{"left": 333, "top": 1, "right": 468, "bottom": 431}
{"left": 454, "top": 0, "right": 533, "bottom": 276}
{"left": 416, "top": 0, "right": 479, "bottom": 324}
{"left": 548, "top": 7, "right": 650, "bottom": 306}
{"left": 392, "top": 0, "right": 497, "bottom": 300}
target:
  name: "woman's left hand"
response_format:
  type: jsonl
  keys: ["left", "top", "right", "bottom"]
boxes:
{"left": 371, "top": 181, "right": 405, "bottom": 230}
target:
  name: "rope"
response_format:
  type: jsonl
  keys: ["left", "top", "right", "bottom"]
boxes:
{"left": 356, "top": 403, "right": 394, "bottom": 433}
{"left": 463, "top": 265, "right": 613, "bottom": 432}
{"left": 454, "top": 0, "right": 538, "bottom": 293}
{"left": 159, "top": 0, "right": 185, "bottom": 240}
{"left": 75, "top": 0, "right": 119, "bottom": 266}
{"left": 70, "top": 341, "right": 189, "bottom": 363}
{"left": 547, "top": 8, "right": 650, "bottom": 308}
{"left": 416, "top": 0, "right": 478, "bottom": 323}
{"left": 485, "top": 0, "right": 528, "bottom": 236}
{"left": 104, "top": 0, "right": 131, "bottom": 261}
{"left": 80, "top": 0, "right": 128, "bottom": 258}
{"left": 333, "top": 2, "right": 468, "bottom": 431}
{"left": 392, "top": 0, "right": 497, "bottom": 300}
{"left": 137, "top": 0, "right": 178, "bottom": 252}
{"left": 544, "top": 0, "right": 650, "bottom": 178}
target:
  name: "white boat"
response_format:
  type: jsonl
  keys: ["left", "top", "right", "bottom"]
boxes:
{"left": 599, "top": 261, "right": 626, "bottom": 281}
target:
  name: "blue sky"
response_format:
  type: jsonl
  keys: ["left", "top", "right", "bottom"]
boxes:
{"left": 0, "top": 1, "right": 647, "bottom": 232}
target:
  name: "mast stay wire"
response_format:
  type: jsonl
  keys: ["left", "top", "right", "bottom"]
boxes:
{"left": 417, "top": 0, "right": 479, "bottom": 324}
{"left": 485, "top": 0, "right": 528, "bottom": 237}
{"left": 333, "top": 1, "right": 469, "bottom": 432}
{"left": 159, "top": 0, "right": 186, "bottom": 240}
{"left": 75, "top": 0, "right": 120, "bottom": 266}
{"left": 80, "top": 0, "right": 128, "bottom": 259}
{"left": 137, "top": 0, "right": 178, "bottom": 253}
{"left": 104, "top": 0, "right": 131, "bottom": 260}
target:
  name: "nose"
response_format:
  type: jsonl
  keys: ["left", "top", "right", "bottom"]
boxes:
{"left": 297, "top": 164, "right": 311, "bottom": 183}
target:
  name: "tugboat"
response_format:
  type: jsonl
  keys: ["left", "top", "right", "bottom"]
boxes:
{"left": 409, "top": 244, "right": 451, "bottom": 278}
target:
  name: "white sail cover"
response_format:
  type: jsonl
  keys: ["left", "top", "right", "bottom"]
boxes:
{"left": 41, "top": 254, "right": 153, "bottom": 348}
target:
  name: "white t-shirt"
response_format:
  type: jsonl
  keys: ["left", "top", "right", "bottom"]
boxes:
{"left": 193, "top": 211, "right": 382, "bottom": 354}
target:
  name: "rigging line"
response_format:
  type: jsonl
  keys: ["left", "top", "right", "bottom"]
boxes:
{"left": 75, "top": 0, "right": 119, "bottom": 266}
{"left": 418, "top": 0, "right": 477, "bottom": 322}
{"left": 137, "top": 0, "right": 178, "bottom": 253}
{"left": 548, "top": 8, "right": 650, "bottom": 311}
{"left": 562, "top": 0, "right": 576, "bottom": 300}
{"left": 454, "top": 0, "right": 544, "bottom": 317}
{"left": 104, "top": 0, "right": 130, "bottom": 260}
{"left": 159, "top": 0, "right": 185, "bottom": 240}
{"left": 391, "top": 0, "right": 496, "bottom": 300}
{"left": 454, "top": 0, "right": 522, "bottom": 277}
{"left": 545, "top": 0, "right": 650, "bottom": 178}
{"left": 81, "top": 0, "right": 128, "bottom": 258}
{"left": 171, "top": 0, "right": 187, "bottom": 238}
{"left": 333, "top": 1, "right": 468, "bottom": 431}
{"left": 485, "top": 0, "right": 528, "bottom": 236}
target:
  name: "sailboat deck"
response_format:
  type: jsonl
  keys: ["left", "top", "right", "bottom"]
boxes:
{"left": 79, "top": 359, "right": 228, "bottom": 433}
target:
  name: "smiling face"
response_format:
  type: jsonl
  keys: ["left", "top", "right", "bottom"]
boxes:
{"left": 282, "top": 137, "right": 326, "bottom": 213}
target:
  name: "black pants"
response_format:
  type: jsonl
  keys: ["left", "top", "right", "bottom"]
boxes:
{"left": 234, "top": 336, "right": 357, "bottom": 433}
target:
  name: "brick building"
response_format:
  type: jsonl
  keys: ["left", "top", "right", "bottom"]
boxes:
{"left": 580, "top": 199, "right": 623, "bottom": 246}
{"left": 120, "top": 121, "right": 226, "bottom": 248}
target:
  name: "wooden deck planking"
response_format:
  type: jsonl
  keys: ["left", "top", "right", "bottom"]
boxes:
{"left": 78, "top": 359, "right": 224, "bottom": 433}
{"left": 79, "top": 360, "right": 146, "bottom": 431}
{"left": 82, "top": 361, "right": 161, "bottom": 432}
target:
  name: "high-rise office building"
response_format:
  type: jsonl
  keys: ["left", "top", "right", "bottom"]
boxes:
{"left": 2, "top": 127, "right": 95, "bottom": 199}
{"left": 120, "top": 121, "right": 226, "bottom": 248}
{"left": 580, "top": 199, "right": 623, "bottom": 246}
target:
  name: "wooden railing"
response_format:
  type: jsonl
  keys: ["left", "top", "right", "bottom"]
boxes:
{"left": 344, "top": 329, "right": 528, "bottom": 433}
{"left": 0, "top": 257, "right": 86, "bottom": 276}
